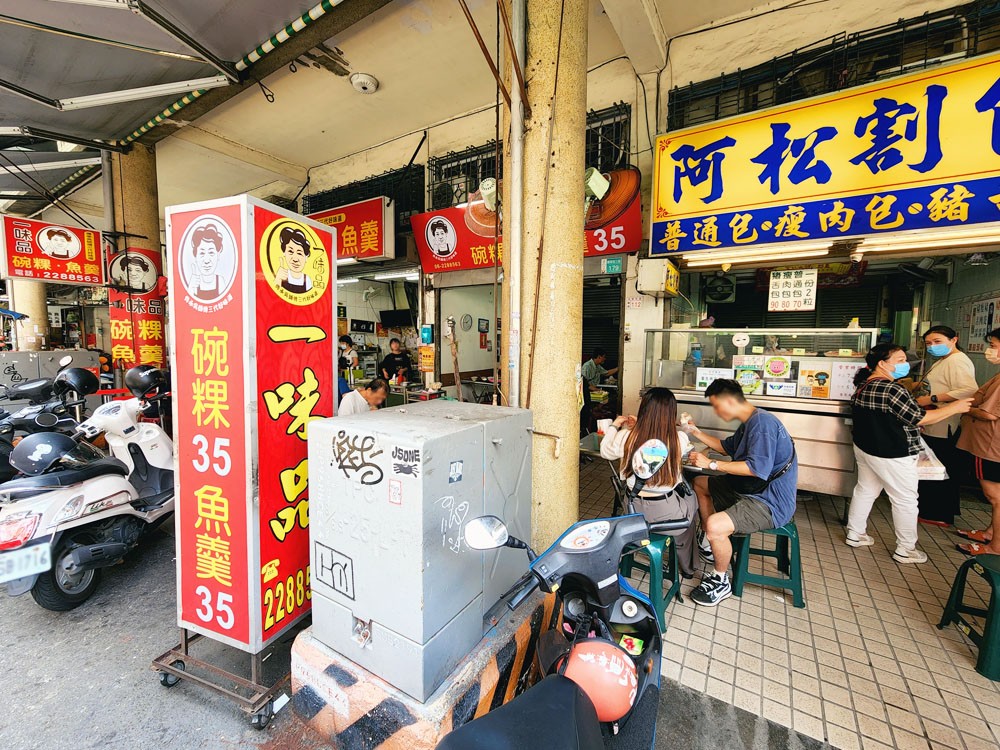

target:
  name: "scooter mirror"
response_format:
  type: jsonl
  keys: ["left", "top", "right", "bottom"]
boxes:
{"left": 35, "top": 412, "right": 59, "bottom": 428}
{"left": 58, "top": 355, "right": 73, "bottom": 368}
{"left": 464, "top": 515, "right": 509, "bottom": 550}
{"left": 631, "top": 439, "right": 669, "bottom": 480}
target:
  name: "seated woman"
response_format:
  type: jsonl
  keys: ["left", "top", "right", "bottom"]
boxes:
{"left": 600, "top": 387, "right": 698, "bottom": 578}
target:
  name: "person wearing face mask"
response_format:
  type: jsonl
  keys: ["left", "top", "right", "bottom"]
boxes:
{"left": 913, "top": 325, "right": 978, "bottom": 526}
{"left": 845, "top": 344, "right": 973, "bottom": 563}
{"left": 338, "top": 335, "right": 359, "bottom": 369}
{"left": 955, "top": 329, "right": 1000, "bottom": 555}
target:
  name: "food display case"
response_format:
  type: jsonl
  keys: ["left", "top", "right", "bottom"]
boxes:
{"left": 644, "top": 327, "right": 879, "bottom": 497}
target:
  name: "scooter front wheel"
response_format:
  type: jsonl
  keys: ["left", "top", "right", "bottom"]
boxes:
{"left": 30, "top": 542, "right": 101, "bottom": 611}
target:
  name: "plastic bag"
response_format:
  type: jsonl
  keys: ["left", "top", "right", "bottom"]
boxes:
{"left": 916, "top": 436, "right": 949, "bottom": 481}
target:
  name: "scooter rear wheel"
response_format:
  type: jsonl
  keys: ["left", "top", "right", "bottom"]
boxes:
{"left": 30, "top": 541, "right": 102, "bottom": 611}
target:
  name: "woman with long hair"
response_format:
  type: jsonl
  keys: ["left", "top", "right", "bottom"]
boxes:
{"left": 600, "top": 387, "right": 698, "bottom": 577}
{"left": 846, "top": 344, "right": 972, "bottom": 563}
{"left": 914, "top": 325, "right": 978, "bottom": 526}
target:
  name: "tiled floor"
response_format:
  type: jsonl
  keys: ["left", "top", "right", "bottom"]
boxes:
{"left": 578, "top": 457, "right": 1000, "bottom": 750}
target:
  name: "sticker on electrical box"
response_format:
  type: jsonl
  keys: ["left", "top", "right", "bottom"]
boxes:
{"left": 314, "top": 542, "right": 355, "bottom": 600}
{"left": 391, "top": 446, "right": 420, "bottom": 477}
{"left": 388, "top": 479, "right": 402, "bottom": 506}
{"left": 449, "top": 460, "right": 463, "bottom": 484}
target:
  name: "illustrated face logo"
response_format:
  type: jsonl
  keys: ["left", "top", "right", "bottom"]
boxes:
{"left": 39, "top": 228, "right": 82, "bottom": 259}
{"left": 259, "top": 218, "right": 330, "bottom": 306}
{"left": 109, "top": 252, "right": 157, "bottom": 294}
{"left": 178, "top": 215, "right": 239, "bottom": 307}
{"left": 425, "top": 216, "right": 457, "bottom": 259}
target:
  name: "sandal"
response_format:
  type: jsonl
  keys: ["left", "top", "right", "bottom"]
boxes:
{"left": 957, "top": 529, "right": 992, "bottom": 543}
{"left": 956, "top": 542, "right": 998, "bottom": 556}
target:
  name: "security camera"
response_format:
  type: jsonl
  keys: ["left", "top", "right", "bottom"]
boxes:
{"left": 849, "top": 251, "right": 863, "bottom": 264}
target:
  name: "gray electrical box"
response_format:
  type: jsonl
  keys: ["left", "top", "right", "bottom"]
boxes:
{"left": 308, "top": 400, "right": 533, "bottom": 702}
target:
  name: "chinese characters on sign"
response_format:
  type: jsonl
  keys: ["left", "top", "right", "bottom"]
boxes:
{"left": 0, "top": 216, "right": 104, "bottom": 286}
{"left": 968, "top": 297, "right": 1000, "bottom": 353}
{"left": 307, "top": 196, "right": 395, "bottom": 262}
{"left": 108, "top": 248, "right": 166, "bottom": 368}
{"left": 651, "top": 53, "right": 1000, "bottom": 253}
{"left": 768, "top": 268, "right": 818, "bottom": 312}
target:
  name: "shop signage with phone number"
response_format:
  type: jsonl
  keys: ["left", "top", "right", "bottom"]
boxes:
{"left": 651, "top": 52, "right": 1000, "bottom": 254}
{"left": 167, "top": 195, "right": 335, "bottom": 652}
{"left": 0, "top": 215, "right": 105, "bottom": 286}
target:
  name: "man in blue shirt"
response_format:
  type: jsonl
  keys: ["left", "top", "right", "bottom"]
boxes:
{"left": 685, "top": 379, "right": 797, "bottom": 607}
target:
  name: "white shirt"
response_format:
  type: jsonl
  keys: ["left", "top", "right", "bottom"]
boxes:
{"left": 338, "top": 389, "right": 371, "bottom": 416}
{"left": 599, "top": 426, "right": 690, "bottom": 493}
{"left": 924, "top": 351, "right": 978, "bottom": 438}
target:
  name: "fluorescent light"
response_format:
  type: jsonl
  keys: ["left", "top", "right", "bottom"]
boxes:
{"left": 373, "top": 270, "right": 420, "bottom": 281}
{"left": 680, "top": 241, "right": 829, "bottom": 261}
{"left": 336, "top": 278, "right": 359, "bottom": 285}
{"left": 59, "top": 76, "right": 229, "bottom": 110}
{"left": 684, "top": 248, "right": 829, "bottom": 268}
{"left": 336, "top": 258, "right": 357, "bottom": 266}
{"left": 44, "top": 0, "right": 130, "bottom": 7}
{"left": 0, "top": 157, "right": 101, "bottom": 174}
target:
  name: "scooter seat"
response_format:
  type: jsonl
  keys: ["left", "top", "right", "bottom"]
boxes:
{"left": 435, "top": 675, "right": 604, "bottom": 750}
{"left": 6, "top": 379, "right": 54, "bottom": 403}
{"left": 0, "top": 458, "right": 129, "bottom": 497}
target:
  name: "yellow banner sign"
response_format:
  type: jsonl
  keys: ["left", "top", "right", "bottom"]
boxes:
{"left": 651, "top": 53, "right": 1000, "bottom": 253}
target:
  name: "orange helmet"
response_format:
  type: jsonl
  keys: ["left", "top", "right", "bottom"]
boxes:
{"left": 561, "top": 639, "right": 638, "bottom": 722}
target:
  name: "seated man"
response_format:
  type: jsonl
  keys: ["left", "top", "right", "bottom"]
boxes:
{"left": 684, "top": 379, "right": 797, "bottom": 607}
{"left": 581, "top": 347, "right": 618, "bottom": 392}
{"left": 338, "top": 378, "right": 388, "bottom": 416}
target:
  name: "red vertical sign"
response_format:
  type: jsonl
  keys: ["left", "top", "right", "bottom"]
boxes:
{"left": 108, "top": 247, "right": 166, "bottom": 368}
{"left": 169, "top": 202, "right": 251, "bottom": 648}
{"left": 253, "top": 205, "right": 335, "bottom": 643}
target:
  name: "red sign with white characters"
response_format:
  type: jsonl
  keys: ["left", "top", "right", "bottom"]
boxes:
{"left": 307, "top": 196, "right": 395, "bottom": 262}
{"left": 253, "top": 203, "right": 334, "bottom": 644}
{"left": 584, "top": 190, "right": 643, "bottom": 257}
{"left": 0, "top": 215, "right": 104, "bottom": 285}
{"left": 167, "top": 195, "right": 336, "bottom": 652}
{"left": 108, "top": 247, "right": 166, "bottom": 368}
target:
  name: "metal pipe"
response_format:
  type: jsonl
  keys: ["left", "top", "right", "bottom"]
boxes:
{"left": 457, "top": 0, "right": 512, "bottom": 111}
{"left": 132, "top": 1, "right": 240, "bottom": 81}
{"left": 507, "top": 0, "right": 525, "bottom": 407}
{"left": 497, "top": 0, "right": 530, "bottom": 117}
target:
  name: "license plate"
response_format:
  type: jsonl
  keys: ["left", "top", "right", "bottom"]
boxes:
{"left": 0, "top": 544, "right": 51, "bottom": 584}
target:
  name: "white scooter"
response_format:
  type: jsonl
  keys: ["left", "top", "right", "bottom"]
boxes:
{"left": 0, "top": 368, "right": 174, "bottom": 610}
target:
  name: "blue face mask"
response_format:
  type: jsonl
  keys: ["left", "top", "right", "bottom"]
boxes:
{"left": 891, "top": 362, "right": 911, "bottom": 379}
{"left": 927, "top": 343, "right": 951, "bottom": 357}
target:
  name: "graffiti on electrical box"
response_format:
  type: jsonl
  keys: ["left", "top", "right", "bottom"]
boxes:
{"left": 332, "top": 431, "right": 384, "bottom": 485}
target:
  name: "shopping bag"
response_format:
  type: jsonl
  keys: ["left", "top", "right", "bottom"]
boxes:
{"left": 916, "top": 436, "right": 949, "bottom": 481}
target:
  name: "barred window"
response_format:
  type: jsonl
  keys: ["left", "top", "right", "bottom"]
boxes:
{"left": 302, "top": 165, "right": 424, "bottom": 231}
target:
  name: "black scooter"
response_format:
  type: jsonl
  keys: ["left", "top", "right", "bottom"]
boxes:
{"left": 438, "top": 439, "right": 685, "bottom": 750}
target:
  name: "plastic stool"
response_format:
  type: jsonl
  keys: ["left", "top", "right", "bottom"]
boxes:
{"left": 938, "top": 554, "right": 1000, "bottom": 681}
{"left": 731, "top": 522, "right": 805, "bottom": 608}
{"left": 620, "top": 534, "right": 682, "bottom": 631}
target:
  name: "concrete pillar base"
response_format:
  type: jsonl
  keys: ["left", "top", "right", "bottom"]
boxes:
{"left": 291, "top": 592, "right": 559, "bottom": 749}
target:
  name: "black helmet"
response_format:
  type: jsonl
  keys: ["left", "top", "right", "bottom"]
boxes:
{"left": 10, "top": 433, "right": 102, "bottom": 476}
{"left": 53, "top": 367, "right": 100, "bottom": 397}
{"left": 125, "top": 365, "right": 168, "bottom": 399}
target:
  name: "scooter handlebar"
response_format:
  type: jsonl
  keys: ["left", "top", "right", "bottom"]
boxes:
{"left": 648, "top": 518, "right": 691, "bottom": 534}
{"left": 507, "top": 576, "right": 540, "bottom": 611}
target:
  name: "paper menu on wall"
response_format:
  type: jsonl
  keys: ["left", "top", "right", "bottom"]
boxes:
{"left": 797, "top": 358, "right": 832, "bottom": 399}
{"left": 696, "top": 367, "right": 735, "bottom": 390}
{"left": 830, "top": 361, "right": 866, "bottom": 400}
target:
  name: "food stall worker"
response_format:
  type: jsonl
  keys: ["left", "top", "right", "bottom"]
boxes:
{"left": 339, "top": 335, "right": 360, "bottom": 369}
{"left": 599, "top": 388, "right": 698, "bottom": 578}
{"left": 914, "top": 326, "right": 978, "bottom": 526}
{"left": 381, "top": 338, "right": 413, "bottom": 382}
{"left": 582, "top": 347, "right": 619, "bottom": 392}
{"left": 845, "top": 344, "right": 972, "bottom": 563}
{"left": 955, "top": 329, "right": 1000, "bottom": 555}
{"left": 339, "top": 378, "right": 388, "bottom": 416}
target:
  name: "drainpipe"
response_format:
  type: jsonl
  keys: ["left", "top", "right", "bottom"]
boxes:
{"left": 507, "top": 0, "right": 525, "bottom": 407}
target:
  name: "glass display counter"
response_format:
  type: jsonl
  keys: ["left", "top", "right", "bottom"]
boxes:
{"left": 643, "top": 327, "right": 879, "bottom": 497}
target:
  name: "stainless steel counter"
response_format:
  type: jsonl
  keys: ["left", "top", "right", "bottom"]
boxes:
{"left": 673, "top": 389, "right": 856, "bottom": 498}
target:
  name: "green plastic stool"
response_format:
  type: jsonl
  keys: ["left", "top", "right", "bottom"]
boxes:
{"left": 938, "top": 554, "right": 1000, "bottom": 681}
{"left": 731, "top": 522, "right": 805, "bottom": 608}
{"left": 620, "top": 534, "right": 682, "bottom": 631}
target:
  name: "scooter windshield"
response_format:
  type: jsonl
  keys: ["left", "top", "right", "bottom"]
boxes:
{"left": 57, "top": 441, "right": 106, "bottom": 469}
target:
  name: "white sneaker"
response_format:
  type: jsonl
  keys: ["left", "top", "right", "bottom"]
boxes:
{"left": 846, "top": 532, "right": 875, "bottom": 547}
{"left": 893, "top": 546, "right": 928, "bottom": 564}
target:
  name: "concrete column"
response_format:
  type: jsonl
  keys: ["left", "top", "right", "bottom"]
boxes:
{"left": 110, "top": 144, "right": 160, "bottom": 254}
{"left": 9, "top": 279, "right": 48, "bottom": 350}
{"left": 518, "top": 0, "right": 588, "bottom": 548}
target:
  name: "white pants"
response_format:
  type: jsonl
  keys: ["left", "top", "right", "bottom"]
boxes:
{"left": 847, "top": 446, "right": 919, "bottom": 551}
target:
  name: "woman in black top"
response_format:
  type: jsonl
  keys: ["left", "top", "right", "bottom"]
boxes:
{"left": 845, "top": 344, "right": 971, "bottom": 564}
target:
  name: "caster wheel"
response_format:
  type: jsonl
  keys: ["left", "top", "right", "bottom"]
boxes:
{"left": 250, "top": 700, "right": 274, "bottom": 730}
{"left": 158, "top": 660, "right": 185, "bottom": 688}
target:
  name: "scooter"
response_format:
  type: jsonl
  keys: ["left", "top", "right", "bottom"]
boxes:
{"left": 0, "top": 367, "right": 174, "bottom": 611}
{"left": 438, "top": 439, "right": 685, "bottom": 750}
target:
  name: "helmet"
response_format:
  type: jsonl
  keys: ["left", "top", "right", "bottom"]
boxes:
{"left": 53, "top": 367, "right": 100, "bottom": 397}
{"left": 125, "top": 365, "right": 168, "bottom": 399}
{"left": 560, "top": 639, "right": 638, "bottom": 722}
{"left": 10, "top": 433, "right": 103, "bottom": 476}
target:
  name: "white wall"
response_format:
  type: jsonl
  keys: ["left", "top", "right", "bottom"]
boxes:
{"left": 439, "top": 285, "right": 496, "bottom": 375}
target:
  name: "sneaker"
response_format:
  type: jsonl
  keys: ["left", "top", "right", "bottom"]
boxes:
{"left": 892, "top": 546, "right": 928, "bottom": 564}
{"left": 846, "top": 531, "right": 875, "bottom": 547}
{"left": 691, "top": 572, "right": 732, "bottom": 607}
{"left": 697, "top": 531, "right": 714, "bottom": 563}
